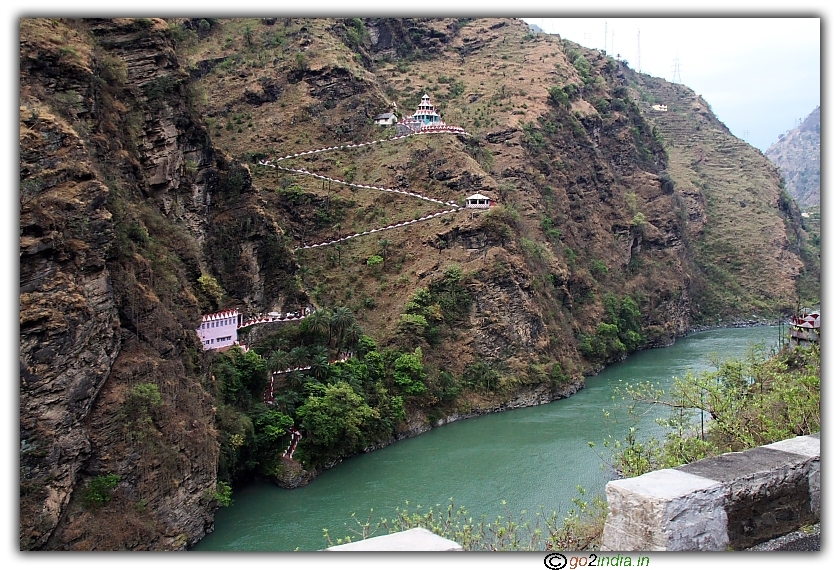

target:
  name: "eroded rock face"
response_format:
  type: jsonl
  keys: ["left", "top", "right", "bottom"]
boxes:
{"left": 20, "top": 106, "right": 122, "bottom": 550}
{"left": 20, "top": 18, "right": 221, "bottom": 550}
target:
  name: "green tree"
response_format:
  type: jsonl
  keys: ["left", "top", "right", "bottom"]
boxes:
{"left": 297, "top": 382, "right": 380, "bottom": 467}
{"left": 330, "top": 306, "right": 355, "bottom": 349}
{"left": 393, "top": 348, "right": 427, "bottom": 396}
{"left": 233, "top": 349, "right": 268, "bottom": 397}
{"left": 606, "top": 345, "right": 820, "bottom": 478}
{"left": 289, "top": 346, "right": 310, "bottom": 369}
{"left": 548, "top": 85, "right": 570, "bottom": 108}
{"left": 304, "top": 308, "right": 332, "bottom": 341}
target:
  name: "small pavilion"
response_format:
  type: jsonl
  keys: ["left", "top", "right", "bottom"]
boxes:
{"left": 465, "top": 194, "right": 492, "bottom": 209}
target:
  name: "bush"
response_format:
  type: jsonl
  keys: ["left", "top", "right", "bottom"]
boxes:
{"left": 214, "top": 481, "right": 233, "bottom": 507}
{"left": 84, "top": 474, "right": 120, "bottom": 508}
{"left": 606, "top": 345, "right": 820, "bottom": 478}
{"left": 548, "top": 85, "right": 570, "bottom": 108}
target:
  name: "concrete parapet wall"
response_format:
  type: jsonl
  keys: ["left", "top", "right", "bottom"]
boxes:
{"left": 601, "top": 434, "right": 820, "bottom": 551}
{"left": 325, "top": 528, "right": 464, "bottom": 551}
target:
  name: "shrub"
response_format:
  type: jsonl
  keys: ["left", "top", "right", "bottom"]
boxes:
{"left": 214, "top": 481, "right": 233, "bottom": 507}
{"left": 84, "top": 474, "right": 120, "bottom": 508}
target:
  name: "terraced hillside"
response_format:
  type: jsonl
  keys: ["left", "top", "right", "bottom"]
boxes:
{"left": 630, "top": 74, "right": 808, "bottom": 318}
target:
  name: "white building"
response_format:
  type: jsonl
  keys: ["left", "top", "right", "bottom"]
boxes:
{"left": 197, "top": 309, "right": 240, "bottom": 350}
{"left": 374, "top": 113, "right": 397, "bottom": 126}
{"left": 465, "top": 193, "right": 492, "bottom": 209}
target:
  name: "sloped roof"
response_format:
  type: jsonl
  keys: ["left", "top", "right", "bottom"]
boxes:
{"left": 466, "top": 193, "right": 490, "bottom": 200}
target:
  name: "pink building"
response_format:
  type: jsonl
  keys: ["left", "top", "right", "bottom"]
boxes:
{"left": 197, "top": 309, "right": 241, "bottom": 350}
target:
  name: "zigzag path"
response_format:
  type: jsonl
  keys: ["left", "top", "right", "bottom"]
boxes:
{"left": 257, "top": 129, "right": 473, "bottom": 251}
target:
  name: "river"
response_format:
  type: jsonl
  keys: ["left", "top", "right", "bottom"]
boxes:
{"left": 193, "top": 326, "right": 781, "bottom": 551}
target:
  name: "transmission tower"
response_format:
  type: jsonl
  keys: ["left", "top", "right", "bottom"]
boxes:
{"left": 637, "top": 29, "right": 641, "bottom": 72}
{"left": 604, "top": 21, "right": 608, "bottom": 52}
{"left": 671, "top": 58, "right": 682, "bottom": 83}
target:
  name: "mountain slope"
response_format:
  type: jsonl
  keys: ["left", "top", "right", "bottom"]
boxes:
{"left": 765, "top": 105, "right": 820, "bottom": 208}
{"left": 629, "top": 73, "right": 807, "bottom": 319}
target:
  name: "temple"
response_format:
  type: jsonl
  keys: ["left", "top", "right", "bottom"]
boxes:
{"left": 396, "top": 94, "right": 464, "bottom": 135}
{"left": 196, "top": 309, "right": 241, "bottom": 350}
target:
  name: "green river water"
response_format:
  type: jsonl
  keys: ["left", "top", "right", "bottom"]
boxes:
{"left": 193, "top": 326, "right": 781, "bottom": 551}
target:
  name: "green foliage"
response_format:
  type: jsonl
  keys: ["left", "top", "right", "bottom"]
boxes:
{"left": 84, "top": 474, "right": 120, "bottom": 508}
{"left": 480, "top": 206, "right": 519, "bottom": 244}
{"left": 630, "top": 212, "right": 646, "bottom": 229}
{"left": 572, "top": 55, "right": 592, "bottom": 81}
{"left": 297, "top": 382, "right": 380, "bottom": 467}
{"left": 197, "top": 273, "right": 225, "bottom": 306}
{"left": 121, "top": 383, "right": 162, "bottom": 440}
{"left": 295, "top": 52, "right": 308, "bottom": 72}
{"left": 366, "top": 255, "right": 383, "bottom": 266}
{"left": 578, "top": 294, "right": 643, "bottom": 361}
{"left": 214, "top": 481, "right": 233, "bottom": 507}
{"left": 463, "top": 361, "right": 499, "bottom": 392}
{"left": 126, "top": 220, "right": 149, "bottom": 245}
{"left": 589, "top": 259, "right": 608, "bottom": 278}
{"left": 548, "top": 85, "right": 570, "bottom": 108}
{"left": 343, "top": 17, "right": 367, "bottom": 50}
{"left": 606, "top": 345, "right": 820, "bottom": 478}
{"left": 521, "top": 122, "right": 547, "bottom": 153}
{"left": 324, "top": 493, "right": 606, "bottom": 551}
{"left": 393, "top": 347, "right": 427, "bottom": 396}
{"left": 398, "top": 313, "right": 430, "bottom": 337}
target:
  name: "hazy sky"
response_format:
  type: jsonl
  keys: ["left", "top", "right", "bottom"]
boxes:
{"left": 522, "top": 18, "right": 820, "bottom": 152}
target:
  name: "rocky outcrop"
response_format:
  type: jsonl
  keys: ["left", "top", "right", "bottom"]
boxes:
{"left": 19, "top": 105, "right": 121, "bottom": 550}
{"left": 765, "top": 106, "right": 820, "bottom": 208}
{"left": 20, "top": 18, "right": 223, "bottom": 551}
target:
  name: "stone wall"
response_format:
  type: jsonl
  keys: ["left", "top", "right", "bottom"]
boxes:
{"left": 600, "top": 434, "right": 820, "bottom": 551}
{"left": 325, "top": 528, "right": 463, "bottom": 551}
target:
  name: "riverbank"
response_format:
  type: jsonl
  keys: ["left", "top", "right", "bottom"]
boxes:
{"left": 274, "top": 378, "right": 585, "bottom": 489}
{"left": 265, "top": 320, "right": 785, "bottom": 490}
{"left": 688, "top": 317, "right": 780, "bottom": 334}
{"left": 194, "top": 326, "right": 781, "bottom": 551}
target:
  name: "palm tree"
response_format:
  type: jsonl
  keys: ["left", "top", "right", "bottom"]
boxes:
{"left": 330, "top": 306, "right": 355, "bottom": 349}
{"left": 303, "top": 308, "right": 331, "bottom": 341}
{"left": 285, "top": 370, "right": 305, "bottom": 391}
{"left": 267, "top": 349, "right": 290, "bottom": 374}
{"left": 343, "top": 322, "right": 362, "bottom": 352}
{"left": 309, "top": 345, "right": 331, "bottom": 381}
{"left": 289, "top": 346, "right": 309, "bottom": 369}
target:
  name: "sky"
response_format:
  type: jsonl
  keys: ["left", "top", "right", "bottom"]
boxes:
{"left": 522, "top": 18, "right": 820, "bottom": 152}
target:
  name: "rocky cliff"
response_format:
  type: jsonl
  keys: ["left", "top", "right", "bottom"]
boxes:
{"left": 19, "top": 17, "right": 817, "bottom": 550}
{"left": 765, "top": 105, "right": 820, "bottom": 208}
{"left": 20, "top": 18, "right": 224, "bottom": 550}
